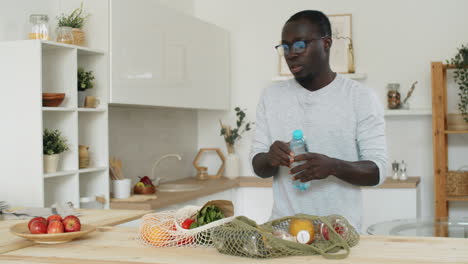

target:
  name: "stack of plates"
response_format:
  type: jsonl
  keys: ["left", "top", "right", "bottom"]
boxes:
{"left": 0, "top": 201, "right": 9, "bottom": 210}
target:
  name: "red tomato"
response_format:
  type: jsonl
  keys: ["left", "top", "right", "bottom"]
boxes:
{"left": 181, "top": 218, "right": 195, "bottom": 229}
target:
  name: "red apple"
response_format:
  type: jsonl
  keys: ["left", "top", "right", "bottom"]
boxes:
{"left": 47, "top": 214, "right": 62, "bottom": 223}
{"left": 29, "top": 221, "right": 47, "bottom": 234}
{"left": 47, "top": 220, "right": 64, "bottom": 234}
{"left": 28, "top": 217, "right": 47, "bottom": 230}
{"left": 62, "top": 215, "right": 81, "bottom": 232}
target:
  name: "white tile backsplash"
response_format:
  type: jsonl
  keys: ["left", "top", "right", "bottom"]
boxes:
{"left": 109, "top": 105, "right": 198, "bottom": 185}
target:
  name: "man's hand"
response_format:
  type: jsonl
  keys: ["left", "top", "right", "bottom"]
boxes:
{"left": 266, "top": 141, "right": 293, "bottom": 168}
{"left": 290, "top": 153, "right": 336, "bottom": 182}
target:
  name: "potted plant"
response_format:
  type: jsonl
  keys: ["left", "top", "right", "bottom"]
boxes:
{"left": 43, "top": 129, "right": 69, "bottom": 173}
{"left": 77, "top": 67, "right": 95, "bottom": 107}
{"left": 446, "top": 44, "right": 468, "bottom": 128}
{"left": 219, "top": 107, "right": 254, "bottom": 179}
{"left": 56, "top": 2, "right": 90, "bottom": 46}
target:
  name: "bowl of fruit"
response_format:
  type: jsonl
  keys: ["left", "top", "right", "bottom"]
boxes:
{"left": 134, "top": 176, "right": 156, "bottom": 194}
{"left": 9, "top": 215, "right": 95, "bottom": 244}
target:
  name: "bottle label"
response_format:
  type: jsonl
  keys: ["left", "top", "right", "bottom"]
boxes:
{"left": 296, "top": 230, "right": 311, "bottom": 244}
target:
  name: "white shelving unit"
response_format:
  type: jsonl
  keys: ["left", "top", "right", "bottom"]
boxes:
{"left": 272, "top": 73, "right": 367, "bottom": 82}
{"left": 0, "top": 40, "right": 109, "bottom": 208}
{"left": 384, "top": 108, "right": 432, "bottom": 117}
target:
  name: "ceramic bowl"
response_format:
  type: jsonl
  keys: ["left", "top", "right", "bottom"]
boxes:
{"left": 134, "top": 185, "right": 156, "bottom": 194}
{"left": 42, "top": 93, "right": 65, "bottom": 107}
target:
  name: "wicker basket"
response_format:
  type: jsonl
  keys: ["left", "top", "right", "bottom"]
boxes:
{"left": 72, "top": 28, "right": 86, "bottom": 46}
{"left": 446, "top": 170, "right": 468, "bottom": 196}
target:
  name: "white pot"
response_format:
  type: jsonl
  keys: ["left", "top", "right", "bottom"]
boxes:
{"left": 224, "top": 153, "right": 240, "bottom": 179}
{"left": 78, "top": 91, "right": 86, "bottom": 107}
{"left": 43, "top": 154, "right": 60, "bottom": 173}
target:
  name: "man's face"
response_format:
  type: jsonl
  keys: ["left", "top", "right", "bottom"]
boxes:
{"left": 281, "top": 19, "right": 330, "bottom": 80}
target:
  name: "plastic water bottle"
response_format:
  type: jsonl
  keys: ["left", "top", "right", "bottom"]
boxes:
{"left": 290, "top": 129, "right": 310, "bottom": 191}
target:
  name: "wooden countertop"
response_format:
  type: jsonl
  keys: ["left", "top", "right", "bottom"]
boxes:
{"left": 110, "top": 177, "right": 259, "bottom": 210}
{"left": 111, "top": 176, "right": 421, "bottom": 210}
{"left": 1, "top": 226, "right": 467, "bottom": 264}
{"left": 0, "top": 208, "right": 152, "bottom": 254}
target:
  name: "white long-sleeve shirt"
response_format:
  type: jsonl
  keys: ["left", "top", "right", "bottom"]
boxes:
{"left": 249, "top": 74, "right": 388, "bottom": 231}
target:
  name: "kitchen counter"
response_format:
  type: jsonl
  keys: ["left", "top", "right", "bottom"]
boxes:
{"left": 110, "top": 176, "right": 273, "bottom": 210}
{"left": 110, "top": 176, "right": 420, "bottom": 210}
{"left": 0, "top": 208, "right": 152, "bottom": 254}
{"left": 1, "top": 226, "right": 467, "bottom": 263}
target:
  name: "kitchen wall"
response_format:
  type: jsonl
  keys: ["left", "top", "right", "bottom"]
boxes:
{"left": 109, "top": 106, "right": 198, "bottom": 185}
{"left": 193, "top": 0, "right": 468, "bottom": 218}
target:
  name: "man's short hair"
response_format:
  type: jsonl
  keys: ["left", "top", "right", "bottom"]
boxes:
{"left": 287, "top": 10, "right": 332, "bottom": 37}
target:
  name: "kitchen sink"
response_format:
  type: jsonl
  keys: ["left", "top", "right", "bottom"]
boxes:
{"left": 158, "top": 183, "right": 202, "bottom": 192}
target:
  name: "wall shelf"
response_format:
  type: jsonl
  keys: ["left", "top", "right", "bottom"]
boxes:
{"left": 444, "top": 130, "right": 468, "bottom": 134}
{"left": 42, "top": 107, "right": 76, "bottom": 112}
{"left": 41, "top": 40, "right": 105, "bottom": 55}
{"left": 272, "top": 73, "right": 367, "bottom": 82}
{"left": 78, "top": 108, "right": 107, "bottom": 112}
{"left": 384, "top": 108, "right": 432, "bottom": 117}
{"left": 44, "top": 170, "right": 77, "bottom": 179}
{"left": 79, "top": 167, "right": 108, "bottom": 174}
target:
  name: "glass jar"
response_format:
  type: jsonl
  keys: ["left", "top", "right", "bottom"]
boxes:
{"left": 387, "top": 83, "right": 401, "bottom": 109}
{"left": 56, "top": 27, "right": 74, "bottom": 44}
{"left": 29, "top": 14, "right": 49, "bottom": 40}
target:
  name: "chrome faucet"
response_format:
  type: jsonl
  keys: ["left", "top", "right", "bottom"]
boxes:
{"left": 151, "top": 154, "right": 182, "bottom": 186}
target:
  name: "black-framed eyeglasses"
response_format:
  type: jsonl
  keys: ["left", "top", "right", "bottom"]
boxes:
{"left": 275, "top": 37, "right": 327, "bottom": 57}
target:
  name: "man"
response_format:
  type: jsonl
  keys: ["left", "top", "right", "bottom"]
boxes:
{"left": 250, "top": 10, "right": 387, "bottom": 231}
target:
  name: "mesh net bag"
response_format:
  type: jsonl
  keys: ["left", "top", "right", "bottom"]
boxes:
{"left": 138, "top": 204, "right": 235, "bottom": 248}
{"left": 211, "top": 214, "right": 360, "bottom": 259}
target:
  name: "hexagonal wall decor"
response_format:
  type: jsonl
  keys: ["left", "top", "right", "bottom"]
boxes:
{"left": 193, "top": 148, "right": 225, "bottom": 179}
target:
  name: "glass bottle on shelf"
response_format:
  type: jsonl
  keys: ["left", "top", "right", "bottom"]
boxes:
{"left": 387, "top": 83, "right": 401, "bottom": 109}
{"left": 56, "top": 27, "right": 74, "bottom": 44}
{"left": 29, "top": 14, "right": 50, "bottom": 40}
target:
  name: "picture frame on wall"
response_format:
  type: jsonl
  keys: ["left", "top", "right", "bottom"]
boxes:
{"left": 276, "top": 13, "right": 353, "bottom": 76}
{"left": 328, "top": 14, "right": 353, "bottom": 74}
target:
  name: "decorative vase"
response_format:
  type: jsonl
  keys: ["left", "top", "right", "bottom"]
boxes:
{"left": 43, "top": 154, "right": 60, "bottom": 173}
{"left": 79, "top": 145, "right": 89, "bottom": 169}
{"left": 224, "top": 148, "right": 240, "bottom": 180}
{"left": 72, "top": 28, "right": 86, "bottom": 46}
{"left": 78, "top": 91, "right": 86, "bottom": 107}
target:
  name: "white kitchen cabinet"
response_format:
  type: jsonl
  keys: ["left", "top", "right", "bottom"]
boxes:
{"left": 109, "top": 0, "right": 230, "bottom": 110}
{"left": 0, "top": 40, "right": 109, "bottom": 208}
{"left": 234, "top": 187, "right": 273, "bottom": 224}
{"left": 234, "top": 182, "right": 421, "bottom": 232}
{"left": 361, "top": 185, "right": 421, "bottom": 233}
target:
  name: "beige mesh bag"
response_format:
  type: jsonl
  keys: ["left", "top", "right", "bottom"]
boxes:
{"left": 138, "top": 201, "right": 235, "bottom": 248}
{"left": 211, "top": 214, "right": 360, "bottom": 259}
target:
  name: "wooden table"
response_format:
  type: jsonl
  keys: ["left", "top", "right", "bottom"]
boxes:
{"left": 0, "top": 209, "right": 152, "bottom": 254}
{"left": 1, "top": 226, "right": 467, "bottom": 263}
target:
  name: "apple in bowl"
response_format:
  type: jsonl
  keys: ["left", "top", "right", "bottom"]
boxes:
{"left": 63, "top": 215, "right": 81, "bottom": 232}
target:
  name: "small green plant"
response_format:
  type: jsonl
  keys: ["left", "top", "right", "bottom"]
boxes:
{"left": 219, "top": 107, "right": 254, "bottom": 153}
{"left": 78, "top": 67, "right": 95, "bottom": 91}
{"left": 447, "top": 44, "right": 468, "bottom": 122}
{"left": 43, "top": 129, "right": 69, "bottom": 155}
{"left": 57, "top": 2, "right": 89, "bottom": 29}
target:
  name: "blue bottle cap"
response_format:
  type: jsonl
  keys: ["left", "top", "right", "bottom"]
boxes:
{"left": 292, "top": 129, "right": 303, "bottom": 140}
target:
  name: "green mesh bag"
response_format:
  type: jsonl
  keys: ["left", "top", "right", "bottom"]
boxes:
{"left": 211, "top": 214, "right": 360, "bottom": 259}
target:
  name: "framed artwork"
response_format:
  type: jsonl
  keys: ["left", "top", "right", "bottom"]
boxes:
{"left": 276, "top": 13, "right": 353, "bottom": 76}
{"left": 328, "top": 14, "right": 353, "bottom": 73}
